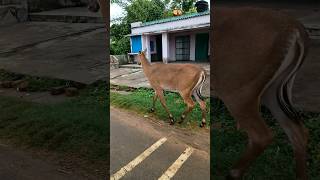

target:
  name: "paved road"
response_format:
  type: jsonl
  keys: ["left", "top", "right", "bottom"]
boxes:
{"left": 110, "top": 106, "right": 210, "bottom": 180}
{"left": 0, "top": 143, "right": 91, "bottom": 180}
{"left": 293, "top": 39, "right": 320, "bottom": 112}
{"left": 0, "top": 22, "right": 107, "bottom": 84}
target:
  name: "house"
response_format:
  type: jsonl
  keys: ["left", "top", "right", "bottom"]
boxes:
{"left": 129, "top": 10, "right": 210, "bottom": 63}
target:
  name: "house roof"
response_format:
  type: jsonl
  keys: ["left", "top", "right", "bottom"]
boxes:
{"left": 136, "top": 10, "right": 210, "bottom": 28}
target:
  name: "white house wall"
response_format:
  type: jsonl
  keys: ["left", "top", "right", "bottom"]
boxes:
{"left": 167, "top": 29, "right": 209, "bottom": 62}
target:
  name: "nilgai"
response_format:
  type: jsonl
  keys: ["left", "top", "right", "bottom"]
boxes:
{"left": 213, "top": 7, "right": 310, "bottom": 179}
{"left": 138, "top": 50, "right": 208, "bottom": 127}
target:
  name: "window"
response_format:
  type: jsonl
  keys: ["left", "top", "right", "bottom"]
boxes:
{"left": 175, "top": 36, "right": 190, "bottom": 60}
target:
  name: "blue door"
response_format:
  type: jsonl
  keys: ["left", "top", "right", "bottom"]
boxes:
{"left": 131, "top": 35, "right": 142, "bottom": 53}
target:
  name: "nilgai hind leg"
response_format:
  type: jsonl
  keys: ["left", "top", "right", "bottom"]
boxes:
{"left": 177, "top": 91, "right": 195, "bottom": 124}
{"left": 224, "top": 97, "right": 273, "bottom": 179}
{"left": 149, "top": 94, "right": 158, "bottom": 113}
{"left": 193, "top": 89, "right": 207, "bottom": 127}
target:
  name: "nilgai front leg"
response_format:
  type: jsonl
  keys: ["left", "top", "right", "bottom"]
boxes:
{"left": 149, "top": 94, "right": 158, "bottom": 113}
{"left": 155, "top": 88, "right": 174, "bottom": 124}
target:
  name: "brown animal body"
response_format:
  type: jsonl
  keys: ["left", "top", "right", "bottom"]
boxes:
{"left": 138, "top": 51, "right": 207, "bottom": 127}
{"left": 213, "top": 7, "right": 310, "bottom": 179}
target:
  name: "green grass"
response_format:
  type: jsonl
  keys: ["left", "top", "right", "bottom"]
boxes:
{"left": 0, "top": 82, "right": 109, "bottom": 162}
{"left": 0, "top": 69, "right": 73, "bottom": 92}
{"left": 110, "top": 87, "right": 210, "bottom": 127}
{"left": 211, "top": 98, "right": 320, "bottom": 179}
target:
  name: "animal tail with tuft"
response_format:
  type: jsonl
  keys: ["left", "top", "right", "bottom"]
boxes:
{"left": 277, "top": 30, "right": 307, "bottom": 122}
{"left": 193, "top": 70, "right": 207, "bottom": 101}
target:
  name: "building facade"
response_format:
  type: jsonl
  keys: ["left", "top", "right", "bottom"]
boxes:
{"left": 129, "top": 11, "right": 210, "bottom": 63}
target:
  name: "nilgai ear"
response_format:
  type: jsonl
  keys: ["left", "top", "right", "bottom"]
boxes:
{"left": 143, "top": 49, "right": 147, "bottom": 53}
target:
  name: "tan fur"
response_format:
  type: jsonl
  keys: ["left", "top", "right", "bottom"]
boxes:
{"left": 138, "top": 52, "right": 207, "bottom": 126}
{"left": 212, "top": 7, "right": 310, "bottom": 179}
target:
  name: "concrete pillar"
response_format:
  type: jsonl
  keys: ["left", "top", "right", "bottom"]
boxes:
{"left": 190, "top": 33, "right": 196, "bottom": 61}
{"left": 141, "top": 35, "right": 151, "bottom": 62}
{"left": 162, "top": 32, "right": 169, "bottom": 63}
{"left": 145, "top": 35, "right": 151, "bottom": 62}
{"left": 142, "top": 35, "right": 146, "bottom": 50}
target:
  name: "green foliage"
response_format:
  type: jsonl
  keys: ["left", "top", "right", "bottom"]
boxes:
{"left": 126, "top": 0, "right": 166, "bottom": 23}
{"left": 110, "top": 0, "right": 197, "bottom": 55}
{"left": 111, "top": 0, "right": 167, "bottom": 55}
{"left": 110, "top": 22, "right": 130, "bottom": 55}
{"left": 111, "top": 35, "right": 131, "bottom": 55}
{"left": 170, "top": 0, "right": 196, "bottom": 12}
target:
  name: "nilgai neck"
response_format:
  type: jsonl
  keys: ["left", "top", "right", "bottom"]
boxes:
{"left": 140, "top": 53, "right": 152, "bottom": 75}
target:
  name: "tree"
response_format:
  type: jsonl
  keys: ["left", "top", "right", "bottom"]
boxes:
{"left": 125, "top": 0, "right": 167, "bottom": 24}
{"left": 110, "top": 0, "right": 197, "bottom": 55}
{"left": 110, "top": 0, "right": 168, "bottom": 55}
{"left": 170, "top": 0, "right": 196, "bottom": 12}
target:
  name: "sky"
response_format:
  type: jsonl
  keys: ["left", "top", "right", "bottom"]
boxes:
{"left": 110, "top": 3, "right": 124, "bottom": 21}
{"left": 110, "top": 1, "right": 211, "bottom": 21}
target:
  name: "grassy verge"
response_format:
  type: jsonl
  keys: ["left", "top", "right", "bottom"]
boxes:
{"left": 0, "top": 81, "right": 109, "bottom": 166}
{"left": 211, "top": 98, "right": 320, "bottom": 179}
{"left": 110, "top": 87, "right": 210, "bottom": 127}
{"left": 0, "top": 69, "right": 71, "bottom": 92}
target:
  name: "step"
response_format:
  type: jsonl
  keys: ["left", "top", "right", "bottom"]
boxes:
{"left": 29, "top": 7, "right": 103, "bottom": 23}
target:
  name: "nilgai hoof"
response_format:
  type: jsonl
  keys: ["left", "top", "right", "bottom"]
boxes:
{"left": 178, "top": 116, "right": 185, "bottom": 124}
{"left": 199, "top": 122, "right": 206, "bottom": 128}
{"left": 169, "top": 117, "right": 175, "bottom": 125}
{"left": 149, "top": 108, "right": 155, "bottom": 113}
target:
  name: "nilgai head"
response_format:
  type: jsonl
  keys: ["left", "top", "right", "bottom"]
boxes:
{"left": 87, "top": 0, "right": 100, "bottom": 13}
{"left": 137, "top": 49, "right": 147, "bottom": 65}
